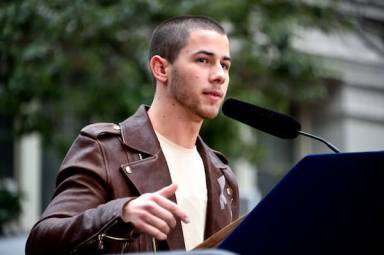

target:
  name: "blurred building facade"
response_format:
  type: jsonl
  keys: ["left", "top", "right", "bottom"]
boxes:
{"left": 232, "top": 0, "right": 384, "bottom": 214}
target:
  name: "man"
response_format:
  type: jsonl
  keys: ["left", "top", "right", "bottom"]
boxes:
{"left": 26, "top": 15, "right": 239, "bottom": 254}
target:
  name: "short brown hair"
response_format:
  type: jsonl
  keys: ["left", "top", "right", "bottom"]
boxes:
{"left": 149, "top": 16, "right": 226, "bottom": 63}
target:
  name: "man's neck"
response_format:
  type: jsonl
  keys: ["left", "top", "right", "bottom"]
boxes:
{"left": 148, "top": 96, "right": 203, "bottom": 149}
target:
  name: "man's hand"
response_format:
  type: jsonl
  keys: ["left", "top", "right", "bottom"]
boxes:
{"left": 122, "top": 183, "right": 190, "bottom": 240}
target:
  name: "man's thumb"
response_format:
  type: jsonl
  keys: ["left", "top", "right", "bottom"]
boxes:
{"left": 156, "top": 183, "right": 177, "bottom": 198}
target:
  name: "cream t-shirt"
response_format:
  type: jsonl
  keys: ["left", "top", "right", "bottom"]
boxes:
{"left": 156, "top": 132, "right": 207, "bottom": 251}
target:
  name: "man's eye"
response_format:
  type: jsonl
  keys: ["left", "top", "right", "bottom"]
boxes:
{"left": 221, "top": 63, "right": 230, "bottom": 70}
{"left": 197, "top": 58, "right": 208, "bottom": 63}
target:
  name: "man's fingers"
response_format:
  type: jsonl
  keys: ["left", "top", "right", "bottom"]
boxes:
{"left": 154, "top": 184, "right": 190, "bottom": 223}
{"left": 122, "top": 184, "right": 190, "bottom": 241}
{"left": 153, "top": 194, "right": 190, "bottom": 224}
{"left": 136, "top": 220, "right": 167, "bottom": 240}
{"left": 146, "top": 202, "right": 177, "bottom": 228}
{"left": 140, "top": 211, "right": 171, "bottom": 236}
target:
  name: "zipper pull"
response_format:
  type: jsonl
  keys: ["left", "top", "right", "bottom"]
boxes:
{"left": 98, "top": 233, "right": 105, "bottom": 250}
{"left": 152, "top": 238, "right": 157, "bottom": 252}
{"left": 121, "top": 241, "right": 129, "bottom": 254}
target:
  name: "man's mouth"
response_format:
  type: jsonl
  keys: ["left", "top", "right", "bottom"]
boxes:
{"left": 203, "top": 90, "right": 223, "bottom": 100}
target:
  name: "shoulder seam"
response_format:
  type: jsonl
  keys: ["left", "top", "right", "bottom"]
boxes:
{"left": 80, "top": 123, "right": 121, "bottom": 139}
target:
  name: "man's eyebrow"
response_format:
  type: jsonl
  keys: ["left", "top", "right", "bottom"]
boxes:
{"left": 193, "top": 50, "right": 231, "bottom": 61}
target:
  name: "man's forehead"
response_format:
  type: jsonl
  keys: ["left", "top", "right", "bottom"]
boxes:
{"left": 183, "top": 29, "right": 230, "bottom": 58}
{"left": 186, "top": 29, "right": 229, "bottom": 44}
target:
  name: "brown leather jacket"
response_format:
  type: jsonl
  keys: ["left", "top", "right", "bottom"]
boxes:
{"left": 25, "top": 105, "right": 239, "bottom": 254}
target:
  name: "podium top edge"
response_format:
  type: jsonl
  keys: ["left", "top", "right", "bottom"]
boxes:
{"left": 303, "top": 150, "right": 384, "bottom": 159}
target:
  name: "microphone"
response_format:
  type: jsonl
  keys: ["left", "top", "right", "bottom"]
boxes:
{"left": 222, "top": 98, "right": 340, "bottom": 153}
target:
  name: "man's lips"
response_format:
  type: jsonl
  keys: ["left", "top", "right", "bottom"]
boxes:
{"left": 203, "top": 90, "right": 223, "bottom": 99}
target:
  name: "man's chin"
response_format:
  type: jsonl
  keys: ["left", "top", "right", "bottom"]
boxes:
{"left": 199, "top": 109, "right": 220, "bottom": 120}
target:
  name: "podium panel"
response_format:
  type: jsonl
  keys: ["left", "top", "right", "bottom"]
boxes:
{"left": 219, "top": 151, "right": 384, "bottom": 255}
{"left": 111, "top": 249, "right": 238, "bottom": 255}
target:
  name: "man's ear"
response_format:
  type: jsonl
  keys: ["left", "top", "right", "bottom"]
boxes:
{"left": 150, "top": 55, "right": 169, "bottom": 84}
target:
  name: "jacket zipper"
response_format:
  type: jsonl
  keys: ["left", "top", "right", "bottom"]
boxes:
{"left": 99, "top": 232, "right": 156, "bottom": 253}
{"left": 70, "top": 217, "right": 119, "bottom": 254}
{"left": 97, "top": 233, "right": 132, "bottom": 252}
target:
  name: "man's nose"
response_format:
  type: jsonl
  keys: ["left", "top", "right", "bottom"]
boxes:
{"left": 210, "top": 64, "right": 226, "bottom": 84}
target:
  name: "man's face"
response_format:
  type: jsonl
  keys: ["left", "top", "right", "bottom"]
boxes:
{"left": 167, "top": 29, "right": 231, "bottom": 120}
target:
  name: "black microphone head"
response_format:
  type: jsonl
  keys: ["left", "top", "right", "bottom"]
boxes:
{"left": 222, "top": 98, "right": 301, "bottom": 139}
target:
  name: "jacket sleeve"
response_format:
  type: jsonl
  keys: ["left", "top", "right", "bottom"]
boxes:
{"left": 25, "top": 133, "right": 135, "bottom": 255}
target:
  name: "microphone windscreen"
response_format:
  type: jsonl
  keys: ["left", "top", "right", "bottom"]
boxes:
{"left": 222, "top": 98, "right": 301, "bottom": 139}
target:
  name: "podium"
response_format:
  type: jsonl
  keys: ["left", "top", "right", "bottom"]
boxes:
{"left": 217, "top": 151, "right": 384, "bottom": 255}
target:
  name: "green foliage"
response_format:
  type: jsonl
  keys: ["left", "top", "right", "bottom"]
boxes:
{"left": 0, "top": 178, "right": 21, "bottom": 234}
{"left": 1, "top": 0, "right": 339, "bottom": 160}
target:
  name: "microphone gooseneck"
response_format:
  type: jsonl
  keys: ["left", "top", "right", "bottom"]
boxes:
{"left": 297, "top": 131, "right": 340, "bottom": 153}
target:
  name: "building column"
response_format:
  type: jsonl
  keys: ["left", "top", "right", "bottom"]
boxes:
{"left": 15, "top": 133, "right": 41, "bottom": 232}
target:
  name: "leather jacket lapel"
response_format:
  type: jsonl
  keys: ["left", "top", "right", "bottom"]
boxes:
{"left": 120, "top": 151, "right": 185, "bottom": 250}
{"left": 119, "top": 105, "right": 159, "bottom": 156}
{"left": 197, "top": 138, "right": 235, "bottom": 239}
{"left": 120, "top": 153, "right": 171, "bottom": 193}
{"left": 118, "top": 105, "right": 185, "bottom": 250}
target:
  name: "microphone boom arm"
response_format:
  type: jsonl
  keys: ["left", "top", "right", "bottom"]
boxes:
{"left": 298, "top": 131, "right": 340, "bottom": 153}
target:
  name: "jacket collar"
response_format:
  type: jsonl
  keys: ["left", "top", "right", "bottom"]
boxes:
{"left": 119, "top": 105, "right": 161, "bottom": 156}
{"left": 119, "top": 105, "right": 227, "bottom": 170}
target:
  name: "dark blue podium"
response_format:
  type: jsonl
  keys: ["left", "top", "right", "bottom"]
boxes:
{"left": 219, "top": 151, "right": 384, "bottom": 255}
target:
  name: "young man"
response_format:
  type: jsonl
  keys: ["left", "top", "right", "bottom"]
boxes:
{"left": 26, "top": 15, "right": 239, "bottom": 254}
